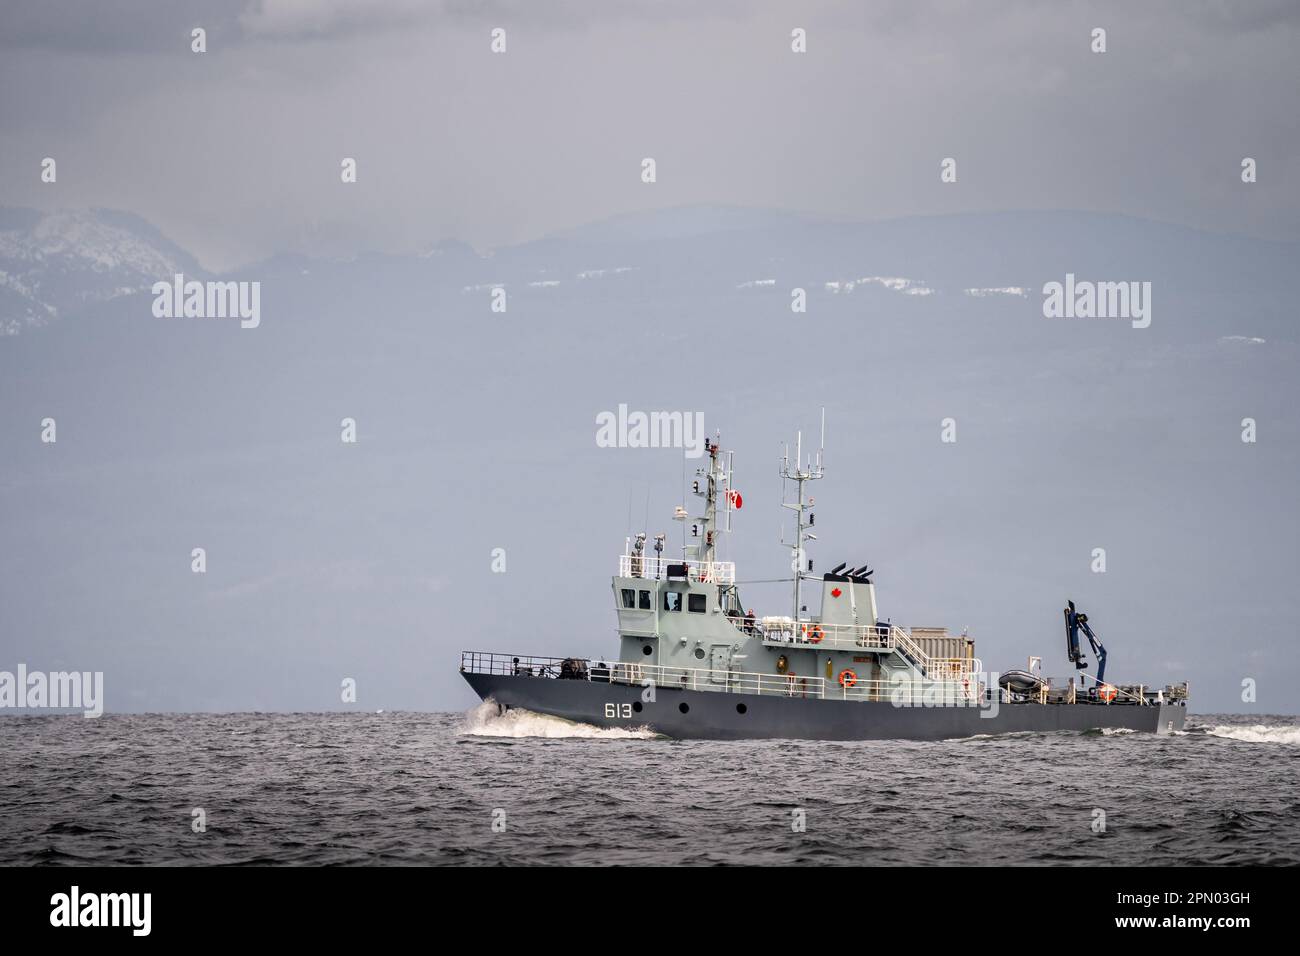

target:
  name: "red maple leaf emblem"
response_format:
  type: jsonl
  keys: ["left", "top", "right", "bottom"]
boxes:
{"left": 831, "top": 587, "right": 842, "bottom": 598}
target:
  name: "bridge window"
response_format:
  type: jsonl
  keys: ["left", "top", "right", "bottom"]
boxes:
{"left": 639, "top": 590, "right": 651, "bottom": 609}
{"left": 663, "top": 591, "right": 683, "bottom": 612}
{"left": 688, "top": 593, "right": 706, "bottom": 613}
{"left": 621, "top": 588, "right": 635, "bottom": 608}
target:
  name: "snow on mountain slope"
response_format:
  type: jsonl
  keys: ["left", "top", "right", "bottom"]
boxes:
{"left": 0, "top": 208, "right": 203, "bottom": 335}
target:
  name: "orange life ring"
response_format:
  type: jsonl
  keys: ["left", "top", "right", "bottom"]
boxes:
{"left": 1098, "top": 684, "right": 1117, "bottom": 702}
{"left": 838, "top": 669, "right": 858, "bottom": 688}
{"left": 803, "top": 624, "right": 825, "bottom": 644}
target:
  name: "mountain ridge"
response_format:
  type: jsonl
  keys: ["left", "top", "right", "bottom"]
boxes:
{"left": 3, "top": 204, "right": 1296, "bottom": 344}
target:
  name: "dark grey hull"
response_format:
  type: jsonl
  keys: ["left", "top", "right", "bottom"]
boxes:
{"left": 462, "top": 672, "right": 1187, "bottom": 741}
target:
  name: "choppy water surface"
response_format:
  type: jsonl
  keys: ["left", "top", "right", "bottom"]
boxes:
{"left": 2, "top": 708, "right": 1297, "bottom": 865}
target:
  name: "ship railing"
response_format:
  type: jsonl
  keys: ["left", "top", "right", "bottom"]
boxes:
{"left": 891, "top": 626, "right": 937, "bottom": 674}
{"left": 462, "top": 651, "right": 985, "bottom": 705}
{"left": 839, "top": 677, "right": 982, "bottom": 705}
{"left": 618, "top": 553, "right": 736, "bottom": 585}
{"left": 761, "top": 621, "right": 895, "bottom": 652}
{"left": 1074, "top": 668, "right": 1150, "bottom": 705}
{"left": 460, "top": 651, "right": 575, "bottom": 678}
{"left": 761, "top": 622, "right": 978, "bottom": 682}
{"left": 603, "top": 662, "right": 982, "bottom": 705}
{"left": 604, "top": 661, "right": 828, "bottom": 699}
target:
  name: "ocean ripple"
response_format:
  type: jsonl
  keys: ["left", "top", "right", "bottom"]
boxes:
{"left": 1, "top": 711, "right": 1296, "bottom": 866}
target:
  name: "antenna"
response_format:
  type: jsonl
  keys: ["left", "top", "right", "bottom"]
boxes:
{"left": 676, "top": 431, "right": 736, "bottom": 571}
{"left": 819, "top": 406, "right": 826, "bottom": 469}
{"left": 724, "top": 449, "right": 735, "bottom": 533}
{"left": 681, "top": 446, "right": 687, "bottom": 558}
{"left": 779, "top": 416, "right": 826, "bottom": 621}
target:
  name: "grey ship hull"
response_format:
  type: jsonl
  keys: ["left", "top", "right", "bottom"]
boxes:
{"left": 462, "top": 672, "right": 1186, "bottom": 741}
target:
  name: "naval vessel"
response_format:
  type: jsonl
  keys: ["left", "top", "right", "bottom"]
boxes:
{"left": 461, "top": 429, "right": 1188, "bottom": 740}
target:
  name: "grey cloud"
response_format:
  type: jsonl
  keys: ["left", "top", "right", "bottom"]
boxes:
{"left": 0, "top": 1, "right": 242, "bottom": 53}
{"left": 0, "top": 1, "right": 1296, "bottom": 271}
{"left": 0, "top": 0, "right": 758, "bottom": 52}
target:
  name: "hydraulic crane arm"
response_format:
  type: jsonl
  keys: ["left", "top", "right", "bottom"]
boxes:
{"left": 1064, "top": 600, "right": 1108, "bottom": 685}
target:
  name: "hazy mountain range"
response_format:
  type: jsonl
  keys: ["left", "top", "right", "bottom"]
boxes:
{"left": 0, "top": 208, "right": 204, "bottom": 336}
{"left": 1, "top": 205, "right": 1296, "bottom": 714}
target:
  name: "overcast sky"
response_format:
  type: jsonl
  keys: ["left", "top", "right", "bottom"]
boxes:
{"left": 2, "top": 1, "right": 1297, "bottom": 270}
{"left": 2, "top": 2, "right": 1298, "bottom": 716}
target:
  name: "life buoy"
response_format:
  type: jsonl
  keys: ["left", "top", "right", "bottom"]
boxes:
{"left": 838, "top": 669, "right": 858, "bottom": 688}
{"left": 1098, "top": 684, "right": 1117, "bottom": 702}
{"left": 803, "top": 624, "right": 825, "bottom": 644}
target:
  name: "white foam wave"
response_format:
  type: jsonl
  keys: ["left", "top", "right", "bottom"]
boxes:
{"left": 1202, "top": 724, "right": 1300, "bottom": 745}
{"left": 1100, "top": 726, "right": 1137, "bottom": 736}
{"left": 458, "top": 700, "right": 658, "bottom": 740}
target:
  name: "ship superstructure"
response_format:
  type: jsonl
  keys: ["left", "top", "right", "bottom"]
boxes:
{"left": 460, "top": 431, "right": 1188, "bottom": 740}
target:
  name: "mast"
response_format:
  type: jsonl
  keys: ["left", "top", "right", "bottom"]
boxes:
{"left": 780, "top": 412, "right": 825, "bottom": 620}
{"left": 683, "top": 433, "right": 732, "bottom": 572}
{"left": 703, "top": 439, "right": 718, "bottom": 564}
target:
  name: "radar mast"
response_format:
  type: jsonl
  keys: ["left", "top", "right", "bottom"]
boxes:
{"left": 681, "top": 434, "right": 738, "bottom": 574}
{"left": 780, "top": 410, "right": 825, "bottom": 621}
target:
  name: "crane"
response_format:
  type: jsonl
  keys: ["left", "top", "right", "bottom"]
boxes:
{"left": 1064, "top": 600, "right": 1108, "bottom": 687}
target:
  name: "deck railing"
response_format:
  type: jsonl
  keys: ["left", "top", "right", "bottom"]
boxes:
{"left": 759, "top": 621, "right": 978, "bottom": 682}
{"left": 459, "top": 652, "right": 1171, "bottom": 709}
{"left": 460, "top": 651, "right": 572, "bottom": 678}
{"left": 603, "top": 660, "right": 828, "bottom": 698}
{"left": 460, "top": 651, "right": 980, "bottom": 705}
{"left": 618, "top": 553, "right": 736, "bottom": 584}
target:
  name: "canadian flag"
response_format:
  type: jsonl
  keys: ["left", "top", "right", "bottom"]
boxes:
{"left": 726, "top": 489, "right": 743, "bottom": 510}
